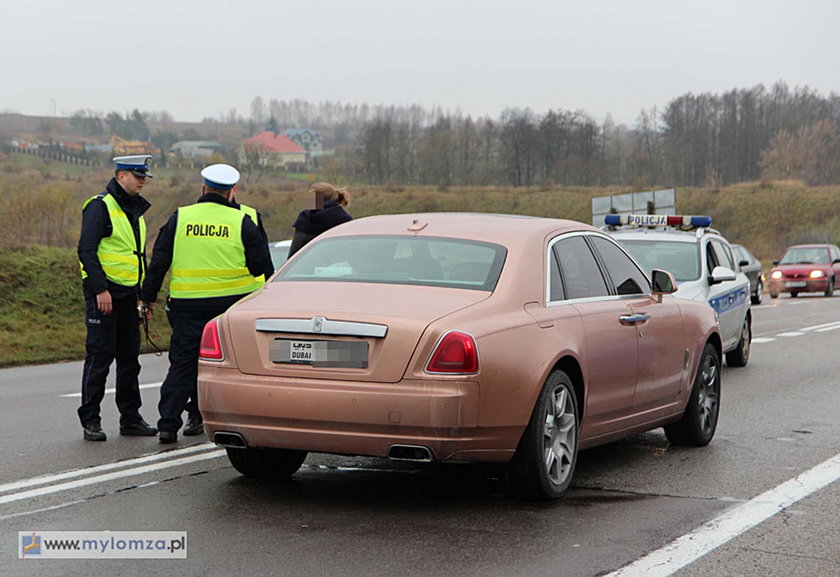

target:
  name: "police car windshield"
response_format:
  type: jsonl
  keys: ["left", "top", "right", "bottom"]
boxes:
{"left": 779, "top": 247, "right": 830, "bottom": 265}
{"left": 273, "top": 235, "right": 506, "bottom": 290}
{"left": 617, "top": 239, "right": 700, "bottom": 282}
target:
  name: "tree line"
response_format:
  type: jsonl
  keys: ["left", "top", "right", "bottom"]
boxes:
{"left": 351, "top": 82, "right": 840, "bottom": 188}
{"left": 240, "top": 83, "right": 840, "bottom": 187}
{"left": 60, "top": 81, "right": 840, "bottom": 188}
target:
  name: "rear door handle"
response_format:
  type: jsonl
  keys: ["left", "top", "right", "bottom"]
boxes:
{"left": 619, "top": 313, "right": 651, "bottom": 325}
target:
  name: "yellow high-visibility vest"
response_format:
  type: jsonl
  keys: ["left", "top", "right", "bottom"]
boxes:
{"left": 170, "top": 202, "right": 261, "bottom": 299}
{"left": 239, "top": 203, "right": 266, "bottom": 286}
{"left": 80, "top": 193, "right": 146, "bottom": 287}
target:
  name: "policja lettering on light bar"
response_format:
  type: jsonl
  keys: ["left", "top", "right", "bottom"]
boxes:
{"left": 184, "top": 224, "right": 231, "bottom": 238}
{"left": 603, "top": 214, "right": 713, "bottom": 228}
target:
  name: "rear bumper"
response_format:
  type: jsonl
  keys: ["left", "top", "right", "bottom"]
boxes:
{"left": 198, "top": 368, "right": 518, "bottom": 462}
{"left": 768, "top": 278, "right": 829, "bottom": 294}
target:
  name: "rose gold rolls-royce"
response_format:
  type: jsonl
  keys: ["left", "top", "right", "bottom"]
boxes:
{"left": 198, "top": 213, "right": 722, "bottom": 500}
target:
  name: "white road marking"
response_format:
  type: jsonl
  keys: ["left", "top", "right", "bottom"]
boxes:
{"left": 750, "top": 337, "right": 775, "bottom": 343}
{"left": 0, "top": 450, "right": 225, "bottom": 505}
{"left": 776, "top": 331, "right": 804, "bottom": 337}
{"left": 0, "top": 443, "right": 216, "bottom": 494}
{"left": 604, "top": 451, "right": 840, "bottom": 577}
{"left": 800, "top": 320, "right": 840, "bottom": 331}
{"left": 815, "top": 325, "right": 840, "bottom": 332}
{"left": 60, "top": 382, "right": 162, "bottom": 398}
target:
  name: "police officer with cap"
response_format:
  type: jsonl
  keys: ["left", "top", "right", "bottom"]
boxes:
{"left": 140, "top": 163, "right": 273, "bottom": 443}
{"left": 77, "top": 155, "right": 158, "bottom": 441}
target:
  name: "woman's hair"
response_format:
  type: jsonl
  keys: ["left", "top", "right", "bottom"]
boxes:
{"left": 310, "top": 182, "right": 350, "bottom": 207}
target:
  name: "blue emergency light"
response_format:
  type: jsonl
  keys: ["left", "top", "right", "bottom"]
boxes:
{"left": 604, "top": 214, "right": 712, "bottom": 228}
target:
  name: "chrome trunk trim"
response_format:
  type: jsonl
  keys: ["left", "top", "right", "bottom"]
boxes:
{"left": 255, "top": 318, "right": 388, "bottom": 338}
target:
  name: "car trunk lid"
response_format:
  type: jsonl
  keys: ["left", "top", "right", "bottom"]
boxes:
{"left": 226, "top": 282, "right": 491, "bottom": 382}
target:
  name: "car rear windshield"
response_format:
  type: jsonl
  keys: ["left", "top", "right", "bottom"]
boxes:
{"left": 779, "top": 247, "right": 830, "bottom": 265}
{"left": 274, "top": 235, "right": 507, "bottom": 290}
{"left": 617, "top": 239, "right": 700, "bottom": 282}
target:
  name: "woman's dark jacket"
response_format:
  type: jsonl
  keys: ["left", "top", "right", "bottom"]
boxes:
{"left": 287, "top": 202, "right": 352, "bottom": 258}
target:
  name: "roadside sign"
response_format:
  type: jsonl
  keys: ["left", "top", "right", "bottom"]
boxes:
{"left": 592, "top": 189, "right": 676, "bottom": 227}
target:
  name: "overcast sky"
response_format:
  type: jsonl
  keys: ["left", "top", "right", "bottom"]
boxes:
{"left": 2, "top": 0, "right": 838, "bottom": 126}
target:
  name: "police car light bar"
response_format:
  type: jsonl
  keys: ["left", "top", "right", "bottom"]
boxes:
{"left": 604, "top": 214, "right": 712, "bottom": 228}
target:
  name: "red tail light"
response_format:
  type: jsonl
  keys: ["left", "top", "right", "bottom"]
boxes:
{"left": 199, "top": 319, "right": 224, "bottom": 361}
{"left": 426, "top": 331, "right": 478, "bottom": 374}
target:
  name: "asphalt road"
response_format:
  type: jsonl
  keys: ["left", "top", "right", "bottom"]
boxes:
{"left": 1, "top": 294, "right": 839, "bottom": 576}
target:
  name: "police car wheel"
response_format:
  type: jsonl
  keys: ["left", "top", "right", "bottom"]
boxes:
{"left": 664, "top": 343, "right": 720, "bottom": 446}
{"left": 226, "top": 447, "right": 308, "bottom": 480}
{"left": 505, "top": 370, "right": 579, "bottom": 500}
{"left": 725, "top": 317, "right": 751, "bottom": 367}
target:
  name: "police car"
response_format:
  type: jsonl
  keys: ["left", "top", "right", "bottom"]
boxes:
{"left": 605, "top": 214, "right": 751, "bottom": 367}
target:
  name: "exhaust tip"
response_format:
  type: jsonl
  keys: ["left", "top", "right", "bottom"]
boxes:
{"left": 388, "top": 444, "right": 433, "bottom": 462}
{"left": 213, "top": 431, "right": 247, "bottom": 449}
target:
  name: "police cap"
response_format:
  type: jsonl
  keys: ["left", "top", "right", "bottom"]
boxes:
{"left": 113, "top": 155, "right": 154, "bottom": 179}
{"left": 201, "top": 164, "right": 240, "bottom": 190}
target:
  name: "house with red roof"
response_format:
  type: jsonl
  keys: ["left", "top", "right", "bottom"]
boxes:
{"left": 239, "top": 131, "right": 306, "bottom": 170}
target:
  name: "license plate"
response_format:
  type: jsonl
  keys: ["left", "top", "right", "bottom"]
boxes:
{"left": 269, "top": 339, "right": 368, "bottom": 368}
{"left": 785, "top": 281, "right": 806, "bottom": 288}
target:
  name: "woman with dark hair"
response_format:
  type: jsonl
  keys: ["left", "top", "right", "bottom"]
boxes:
{"left": 287, "top": 182, "right": 353, "bottom": 258}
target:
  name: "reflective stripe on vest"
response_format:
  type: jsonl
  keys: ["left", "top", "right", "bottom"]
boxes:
{"left": 80, "top": 193, "right": 146, "bottom": 286}
{"left": 170, "top": 203, "right": 261, "bottom": 298}
{"left": 239, "top": 203, "right": 266, "bottom": 286}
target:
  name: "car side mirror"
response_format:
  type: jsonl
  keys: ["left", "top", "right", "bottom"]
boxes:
{"left": 651, "top": 269, "right": 677, "bottom": 295}
{"left": 739, "top": 259, "right": 749, "bottom": 267}
{"left": 773, "top": 260, "right": 779, "bottom": 265}
{"left": 709, "top": 266, "right": 737, "bottom": 285}
{"left": 833, "top": 259, "right": 840, "bottom": 264}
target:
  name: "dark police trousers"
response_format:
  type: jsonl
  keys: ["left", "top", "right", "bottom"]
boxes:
{"left": 78, "top": 291, "right": 144, "bottom": 427}
{"left": 157, "top": 305, "right": 227, "bottom": 433}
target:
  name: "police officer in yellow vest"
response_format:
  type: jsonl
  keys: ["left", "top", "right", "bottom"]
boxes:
{"left": 140, "top": 164, "right": 273, "bottom": 443}
{"left": 77, "top": 155, "right": 158, "bottom": 441}
{"left": 232, "top": 200, "right": 272, "bottom": 286}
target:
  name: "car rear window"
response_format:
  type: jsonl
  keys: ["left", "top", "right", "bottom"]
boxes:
{"left": 617, "top": 239, "right": 700, "bottom": 282}
{"left": 274, "top": 235, "right": 507, "bottom": 291}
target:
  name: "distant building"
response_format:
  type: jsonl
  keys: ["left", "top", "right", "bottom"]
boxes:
{"left": 171, "top": 140, "right": 223, "bottom": 159}
{"left": 283, "top": 129, "right": 325, "bottom": 154}
{"left": 240, "top": 132, "right": 306, "bottom": 169}
{"left": 84, "top": 142, "right": 114, "bottom": 154}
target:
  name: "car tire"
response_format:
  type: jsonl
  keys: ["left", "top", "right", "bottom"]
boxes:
{"left": 505, "top": 370, "right": 579, "bottom": 500}
{"left": 751, "top": 280, "right": 763, "bottom": 305}
{"left": 664, "top": 343, "right": 721, "bottom": 446}
{"left": 825, "top": 278, "right": 834, "bottom": 297}
{"left": 226, "top": 447, "right": 308, "bottom": 480}
{"left": 770, "top": 291, "right": 779, "bottom": 299}
{"left": 725, "top": 315, "right": 751, "bottom": 367}
{"left": 790, "top": 292, "right": 798, "bottom": 298}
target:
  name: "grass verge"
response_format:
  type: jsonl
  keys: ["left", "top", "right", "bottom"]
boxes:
{"left": 0, "top": 246, "right": 170, "bottom": 367}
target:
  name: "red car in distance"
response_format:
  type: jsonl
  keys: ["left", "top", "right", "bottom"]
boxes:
{"left": 768, "top": 244, "right": 840, "bottom": 298}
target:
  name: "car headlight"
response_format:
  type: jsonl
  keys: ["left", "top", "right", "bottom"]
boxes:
{"left": 810, "top": 270, "right": 826, "bottom": 279}
{"left": 770, "top": 271, "right": 782, "bottom": 280}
